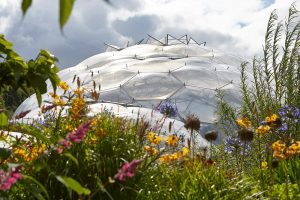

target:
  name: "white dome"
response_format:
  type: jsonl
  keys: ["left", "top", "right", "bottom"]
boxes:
{"left": 14, "top": 36, "right": 251, "bottom": 125}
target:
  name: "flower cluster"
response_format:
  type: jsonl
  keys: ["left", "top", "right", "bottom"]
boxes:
{"left": 158, "top": 101, "right": 178, "bottom": 117}
{"left": 70, "top": 97, "right": 86, "bottom": 119}
{"left": 148, "top": 131, "right": 162, "bottom": 144}
{"left": 255, "top": 125, "right": 270, "bottom": 136}
{"left": 272, "top": 140, "right": 300, "bottom": 159}
{"left": 0, "top": 167, "right": 22, "bottom": 191}
{"left": 224, "top": 135, "right": 251, "bottom": 154}
{"left": 14, "top": 144, "right": 46, "bottom": 162}
{"left": 56, "top": 122, "right": 91, "bottom": 154}
{"left": 114, "top": 160, "right": 142, "bottom": 181}
{"left": 159, "top": 147, "right": 189, "bottom": 163}
{"left": 277, "top": 105, "right": 300, "bottom": 132}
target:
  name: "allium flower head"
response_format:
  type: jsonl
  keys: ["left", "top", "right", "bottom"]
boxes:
{"left": 114, "top": 160, "right": 142, "bottom": 181}
{"left": 158, "top": 101, "right": 178, "bottom": 117}
{"left": 204, "top": 130, "right": 218, "bottom": 142}
{"left": 184, "top": 114, "right": 200, "bottom": 131}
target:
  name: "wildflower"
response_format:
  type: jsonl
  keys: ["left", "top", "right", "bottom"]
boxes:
{"left": 271, "top": 140, "right": 286, "bottom": 152}
{"left": 70, "top": 97, "right": 86, "bottom": 119}
{"left": 114, "top": 159, "right": 142, "bottom": 181}
{"left": 159, "top": 152, "right": 181, "bottom": 163}
{"left": 158, "top": 101, "right": 178, "bottom": 117}
{"left": 53, "top": 98, "right": 66, "bottom": 106}
{"left": 147, "top": 131, "right": 162, "bottom": 144}
{"left": 279, "top": 105, "right": 300, "bottom": 123}
{"left": 59, "top": 81, "right": 69, "bottom": 91}
{"left": 224, "top": 135, "right": 251, "bottom": 154}
{"left": 144, "top": 145, "right": 159, "bottom": 155}
{"left": 49, "top": 92, "right": 59, "bottom": 99}
{"left": 67, "top": 122, "right": 91, "bottom": 143}
{"left": 58, "top": 139, "right": 71, "bottom": 149}
{"left": 238, "top": 129, "right": 254, "bottom": 142}
{"left": 261, "top": 161, "right": 268, "bottom": 169}
{"left": 265, "top": 114, "right": 282, "bottom": 128}
{"left": 165, "top": 134, "right": 178, "bottom": 147}
{"left": 0, "top": 167, "right": 22, "bottom": 191}
{"left": 236, "top": 117, "right": 251, "bottom": 129}
{"left": 184, "top": 114, "right": 200, "bottom": 131}
{"left": 73, "top": 87, "right": 85, "bottom": 97}
{"left": 255, "top": 125, "right": 270, "bottom": 136}
{"left": 204, "top": 130, "right": 218, "bottom": 142}
{"left": 286, "top": 141, "right": 300, "bottom": 157}
{"left": 14, "top": 144, "right": 46, "bottom": 162}
{"left": 182, "top": 147, "right": 189, "bottom": 157}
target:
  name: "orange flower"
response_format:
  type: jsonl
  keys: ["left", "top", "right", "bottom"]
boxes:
{"left": 144, "top": 145, "right": 159, "bottom": 155}
{"left": 236, "top": 117, "right": 251, "bottom": 129}
{"left": 59, "top": 81, "right": 69, "bottom": 91}
{"left": 147, "top": 131, "right": 162, "bottom": 144}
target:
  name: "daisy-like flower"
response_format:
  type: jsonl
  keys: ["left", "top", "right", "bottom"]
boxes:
{"left": 182, "top": 147, "right": 189, "bottom": 157}
{"left": 265, "top": 114, "right": 282, "bottom": 128}
{"left": 147, "top": 131, "right": 162, "bottom": 145}
{"left": 165, "top": 134, "right": 178, "bottom": 147}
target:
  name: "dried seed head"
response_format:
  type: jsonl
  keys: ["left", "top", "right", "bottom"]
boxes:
{"left": 238, "top": 129, "right": 254, "bottom": 142}
{"left": 204, "top": 130, "right": 218, "bottom": 142}
{"left": 271, "top": 160, "right": 279, "bottom": 168}
{"left": 184, "top": 114, "right": 200, "bottom": 131}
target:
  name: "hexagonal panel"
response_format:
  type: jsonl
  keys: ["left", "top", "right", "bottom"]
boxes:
{"left": 122, "top": 73, "right": 183, "bottom": 100}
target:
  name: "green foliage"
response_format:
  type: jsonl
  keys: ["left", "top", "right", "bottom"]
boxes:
{"left": 0, "top": 34, "right": 60, "bottom": 121}
{"left": 59, "top": 0, "right": 75, "bottom": 30}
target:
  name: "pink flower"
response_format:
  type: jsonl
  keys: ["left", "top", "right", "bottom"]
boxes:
{"left": 67, "top": 122, "right": 91, "bottom": 143}
{"left": 114, "top": 160, "right": 142, "bottom": 181}
{"left": 0, "top": 168, "right": 22, "bottom": 191}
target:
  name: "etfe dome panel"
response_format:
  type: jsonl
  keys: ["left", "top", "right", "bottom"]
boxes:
{"left": 14, "top": 35, "right": 250, "bottom": 124}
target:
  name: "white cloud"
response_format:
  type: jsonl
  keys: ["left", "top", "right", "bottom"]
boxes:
{"left": 0, "top": 0, "right": 298, "bottom": 68}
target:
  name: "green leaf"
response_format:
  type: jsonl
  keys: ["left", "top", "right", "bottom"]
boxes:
{"left": 0, "top": 112, "right": 8, "bottom": 127}
{"left": 62, "top": 153, "right": 79, "bottom": 166}
{"left": 56, "top": 176, "right": 91, "bottom": 195}
{"left": 59, "top": 0, "right": 75, "bottom": 30}
{"left": 23, "top": 175, "right": 50, "bottom": 200}
{"left": 21, "top": 0, "right": 32, "bottom": 16}
{"left": 0, "top": 148, "right": 12, "bottom": 162}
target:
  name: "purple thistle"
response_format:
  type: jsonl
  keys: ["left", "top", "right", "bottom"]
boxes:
{"left": 114, "top": 160, "right": 142, "bottom": 181}
{"left": 67, "top": 122, "right": 91, "bottom": 143}
{"left": 158, "top": 101, "right": 178, "bottom": 117}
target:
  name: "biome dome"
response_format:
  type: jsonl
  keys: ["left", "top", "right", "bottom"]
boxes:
{"left": 14, "top": 35, "right": 252, "bottom": 143}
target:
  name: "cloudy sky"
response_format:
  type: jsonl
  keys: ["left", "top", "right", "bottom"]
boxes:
{"left": 0, "top": 0, "right": 297, "bottom": 69}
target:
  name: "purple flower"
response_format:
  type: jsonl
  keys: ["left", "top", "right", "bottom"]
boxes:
{"left": 158, "top": 101, "right": 178, "bottom": 117}
{"left": 224, "top": 135, "right": 251, "bottom": 154}
{"left": 114, "top": 160, "right": 142, "bottom": 181}
{"left": 67, "top": 122, "right": 91, "bottom": 143}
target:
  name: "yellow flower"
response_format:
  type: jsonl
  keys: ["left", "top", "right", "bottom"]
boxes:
{"left": 147, "top": 131, "right": 162, "bottom": 144}
{"left": 236, "top": 117, "right": 251, "bottom": 129}
{"left": 261, "top": 161, "right": 268, "bottom": 169}
{"left": 49, "top": 92, "right": 59, "bottom": 99}
{"left": 59, "top": 81, "right": 69, "bottom": 91}
{"left": 165, "top": 135, "right": 178, "bottom": 147}
{"left": 182, "top": 147, "right": 189, "bottom": 157}
{"left": 271, "top": 140, "right": 286, "bottom": 152}
{"left": 144, "top": 145, "right": 159, "bottom": 155}
{"left": 14, "top": 144, "right": 46, "bottom": 162}
{"left": 159, "top": 152, "right": 181, "bottom": 163}
{"left": 256, "top": 125, "right": 270, "bottom": 136}
{"left": 286, "top": 142, "right": 300, "bottom": 157}
{"left": 74, "top": 87, "right": 85, "bottom": 96}
{"left": 53, "top": 98, "right": 66, "bottom": 106}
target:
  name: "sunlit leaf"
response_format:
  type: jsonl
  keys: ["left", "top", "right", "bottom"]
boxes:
{"left": 56, "top": 176, "right": 91, "bottom": 195}
{"left": 0, "top": 112, "right": 8, "bottom": 127}
{"left": 21, "top": 0, "right": 32, "bottom": 16}
{"left": 59, "top": 0, "right": 75, "bottom": 30}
